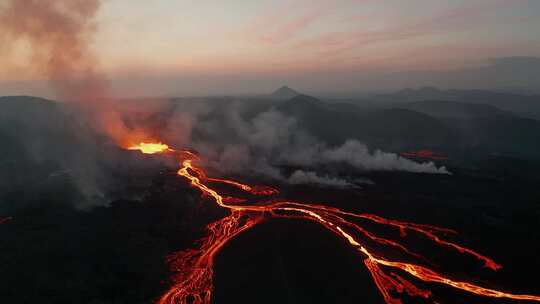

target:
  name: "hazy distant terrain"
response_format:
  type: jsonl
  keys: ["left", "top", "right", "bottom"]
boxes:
{"left": 2, "top": 88, "right": 539, "bottom": 212}
{"left": 2, "top": 88, "right": 540, "bottom": 212}
{"left": 1, "top": 88, "right": 540, "bottom": 303}
{"left": 373, "top": 87, "right": 540, "bottom": 120}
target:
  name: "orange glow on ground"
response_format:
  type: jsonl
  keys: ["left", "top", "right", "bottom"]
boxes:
{"left": 401, "top": 150, "right": 448, "bottom": 160}
{"left": 128, "top": 142, "right": 172, "bottom": 154}
{"left": 126, "top": 146, "right": 540, "bottom": 304}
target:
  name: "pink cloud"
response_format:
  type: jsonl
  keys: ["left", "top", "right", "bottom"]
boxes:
{"left": 245, "top": 0, "right": 376, "bottom": 45}
{"left": 294, "top": 0, "right": 524, "bottom": 55}
{"left": 257, "top": 11, "right": 324, "bottom": 44}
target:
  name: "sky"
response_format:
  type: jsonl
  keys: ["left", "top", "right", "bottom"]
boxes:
{"left": 1, "top": 0, "right": 540, "bottom": 97}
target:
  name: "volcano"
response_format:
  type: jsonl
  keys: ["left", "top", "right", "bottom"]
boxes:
{"left": 269, "top": 86, "right": 300, "bottom": 100}
{"left": 2, "top": 94, "right": 540, "bottom": 303}
{"left": 2, "top": 1, "right": 540, "bottom": 303}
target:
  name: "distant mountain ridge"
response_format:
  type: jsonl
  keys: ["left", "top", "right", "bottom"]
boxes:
{"left": 375, "top": 87, "right": 540, "bottom": 120}
{"left": 2, "top": 93, "right": 539, "bottom": 160}
{"left": 395, "top": 100, "right": 512, "bottom": 119}
{"left": 274, "top": 93, "right": 540, "bottom": 158}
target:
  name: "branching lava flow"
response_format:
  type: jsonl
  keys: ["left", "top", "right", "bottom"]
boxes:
{"left": 128, "top": 143, "right": 540, "bottom": 304}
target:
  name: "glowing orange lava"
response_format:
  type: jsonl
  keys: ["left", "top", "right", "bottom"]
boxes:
{"left": 128, "top": 142, "right": 172, "bottom": 154}
{"left": 401, "top": 150, "right": 448, "bottom": 161}
{"left": 125, "top": 147, "right": 539, "bottom": 304}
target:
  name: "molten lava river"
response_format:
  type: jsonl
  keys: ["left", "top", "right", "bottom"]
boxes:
{"left": 127, "top": 142, "right": 540, "bottom": 304}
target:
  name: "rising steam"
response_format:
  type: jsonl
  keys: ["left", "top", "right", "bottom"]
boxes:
{"left": 288, "top": 170, "right": 357, "bottom": 188}
{"left": 160, "top": 102, "right": 450, "bottom": 188}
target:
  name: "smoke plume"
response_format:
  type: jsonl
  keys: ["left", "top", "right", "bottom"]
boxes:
{"left": 0, "top": 1, "right": 146, "bottom": 209}
{"left": 0, "top": 0, "right": 137, "bottom": 144}
{"left": 0, "top": 0, "right": 104, "bottom": 100}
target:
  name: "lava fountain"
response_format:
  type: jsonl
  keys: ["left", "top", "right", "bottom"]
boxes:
{"left": 128, "top": 142, "right": 172, "bottom": 154}
{"left": 126, "top": 142, "right": 540, "bottom": 304}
